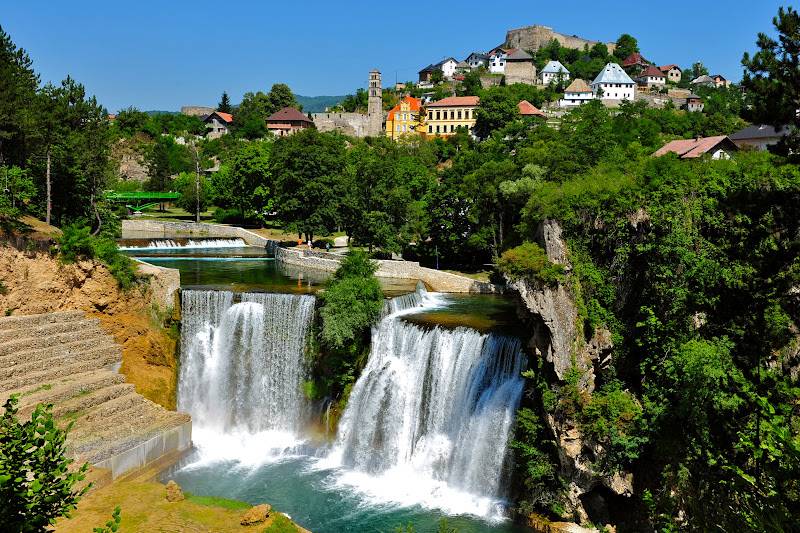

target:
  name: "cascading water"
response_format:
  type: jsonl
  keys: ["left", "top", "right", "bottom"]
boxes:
{"left": 179, "top": 289, "right": 315, "bottom": 441}
{"left": 120, "top": 238, "right": 247, "bottom": 250}
{"left": 324, "top": 287, "right": 526, "bottom": 520}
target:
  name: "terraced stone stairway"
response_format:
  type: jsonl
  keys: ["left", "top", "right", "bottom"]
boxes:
{"left": 0, "top": 311, "right": 191, "bottom": 478}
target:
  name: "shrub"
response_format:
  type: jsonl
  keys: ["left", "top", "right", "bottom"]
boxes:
{"left": 496, "top": 242, "right": 564, "bottom": 285}
{"left": 312, "top": 238, "right": 334, "bottom": 249}
{"left": 0, "top": 395, "right": 89, "bottom": 531}
{"left": 93, "top": 238, "right": 138, "bottom": 290}
{"left": 57, "top": 223, "right": 94, "bottom": 263}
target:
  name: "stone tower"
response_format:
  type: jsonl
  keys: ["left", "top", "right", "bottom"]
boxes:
{"left": 367, "top": 69, "right": 382, "bottom": 136}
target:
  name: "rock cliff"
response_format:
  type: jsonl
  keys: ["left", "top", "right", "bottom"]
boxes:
{"left": 509, "top": 219, "right": 631, "bottom": 524}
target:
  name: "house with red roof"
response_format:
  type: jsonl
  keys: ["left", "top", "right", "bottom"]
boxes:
{"left": 636, "top": 65, "right": 667, "bottom": 89}
{"left": 266, "top": 107, "right": 314, "bottom": 137}
{"left": 204, "top": 111, "right": 233, "bottom": 139}
{"left": 386, "top": 96, "right": 422, "bottom": 140}
{"left": 622, "top": 52, "right": 649, "bottom": 72}
{"left": 659, "top": 64, "right": 682, "bottom": 83}
{"left": 653, "top": 136, "right": 738, "bottom": 160}
{"left": 518, "top": 100, "right": 546, "bottom": 118}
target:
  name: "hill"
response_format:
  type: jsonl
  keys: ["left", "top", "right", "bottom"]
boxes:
{"left": 296, "top": 95, "right": 345, "bottom": 113}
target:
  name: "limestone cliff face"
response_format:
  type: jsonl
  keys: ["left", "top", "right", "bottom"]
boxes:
{"left": 509, "top": 220, "right": 630, "bottom": 524}
{"left": 0, "top": 246, "right": 179, "bottom": 409}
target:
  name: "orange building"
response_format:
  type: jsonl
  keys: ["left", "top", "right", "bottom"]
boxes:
{"left": 385, "top": 96, "right": 422, "bottom": 140}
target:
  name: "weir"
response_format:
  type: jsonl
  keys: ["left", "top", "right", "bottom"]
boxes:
{"left": 179, "top": 289, "right": 315, "bottom": 434}
{"left": 120, "top": 238, "right": 247, "bottom": 250}
{"left": 329, "top": 287, "right": 526, "bottom": 514}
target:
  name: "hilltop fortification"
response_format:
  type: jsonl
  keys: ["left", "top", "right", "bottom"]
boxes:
{"left": 505, "top": 24, "right": 616, "bottom": 53}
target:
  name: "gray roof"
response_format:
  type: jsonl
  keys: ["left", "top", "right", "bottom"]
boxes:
{"left": 466, "top": 52, "right": 488, "bottom": 60}
{"left": 691, "top": 75, "right": 715, "bottom": 85}
{"left": 542, "top": 60, "right": 568, "bottom": 74}
{"left": 507, "top": 49, "right": 533, "bottom": 61}
{"left": 730, "top": 124, "right": 788, "bottom": 140}
{"left": 592, "top": 62, "right": 634, "bottom": 85}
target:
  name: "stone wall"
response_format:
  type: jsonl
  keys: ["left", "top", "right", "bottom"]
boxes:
{"left": 180, "top": 106, "right": 214, "bottom": 117}
{"left": 94, "top": 420, "right": 192, "bottom": 479}
{"left": 134, "top": 260, "right": 180, "bottom": 312}
{"left": 275, "top": 246, "right": 502, "bottom": 294}
{"left": 121, "top": 220, "right": 270, "bottom": 247}
{"left": 505, "top": 61, "right": 537, "bottom": 85}
{"left": 505, "top": 24, "right": 616, "bottom": 54}
{"left": 312, "top": 112, "right": 373, "bottom": 138}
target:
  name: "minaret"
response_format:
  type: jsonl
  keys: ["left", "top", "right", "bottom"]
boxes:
{"left": 367, "top": 69, "right": 382, "bottom": 137}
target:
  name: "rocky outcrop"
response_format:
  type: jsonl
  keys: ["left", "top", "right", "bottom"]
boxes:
{"left": 509, "top": 219, "right": 629, "bottom": 524}
{"left": 240, "top": 504, "right": 271, "bottom": 525}
{"left": 165, "top": 480, "right": 185, "bottom": 502}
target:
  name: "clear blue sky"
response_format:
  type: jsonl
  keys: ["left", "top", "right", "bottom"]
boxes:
{"left": 2, "top": 0, "right": 786, "bottom": 112}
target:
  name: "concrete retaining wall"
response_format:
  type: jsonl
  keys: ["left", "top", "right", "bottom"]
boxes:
{"left": 276, "top": 247, "right": 502, "bottom": 294}
{"left": 134, "top": 260, "right": 180, "bottom": 311}
{"left": 122, "top": 220, "right": 270, "bottom": 247}
{"left": 94, "top": 420, "right": 192, "bottom": 479}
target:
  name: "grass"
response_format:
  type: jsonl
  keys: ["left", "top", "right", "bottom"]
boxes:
{"left": 21, "top": 383, "right": 52, "bottom": 397}
{"left": 55, "top": 478, "right": 304, "bottom": 533}
{"left": 185, "top": 493, "right": 252, "bottom": 511}
{"left": 441, "top": 269, "right": 492, "bottom": 282}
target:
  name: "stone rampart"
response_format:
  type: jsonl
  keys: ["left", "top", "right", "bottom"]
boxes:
{"left": 312, "top": 112, "right": 372, "bottom": 138}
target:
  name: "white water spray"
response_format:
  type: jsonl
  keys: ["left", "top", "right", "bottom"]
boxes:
{"left": 120, "top": 238, "right": 247, "bottom": 250}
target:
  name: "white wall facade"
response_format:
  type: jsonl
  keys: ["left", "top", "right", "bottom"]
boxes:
{"left": 592, "top": 82, "right": 636, "bottom": 101}
{"left": 559, "top": 91, "right": 594, "bottom": 107}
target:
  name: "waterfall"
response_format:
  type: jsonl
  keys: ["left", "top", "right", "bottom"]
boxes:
{"left": 326, "top": 292, "right": 526, "bottom": 519}
{"left": 120, "top": 238, "right": 247, "bottom": 250}
{"left": 178, "top": 289, "right": 315, "bottom": 435}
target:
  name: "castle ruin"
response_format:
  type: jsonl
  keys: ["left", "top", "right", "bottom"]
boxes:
{"left": 312, "top": 70, "right": 383, "bottom": 138}
{"left": 505, "top": 25, "right": 616, "bottom": 54}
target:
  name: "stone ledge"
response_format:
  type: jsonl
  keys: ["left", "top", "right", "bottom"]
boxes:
{"left": 94, "top": 420, "right": 192, "bottom": 479}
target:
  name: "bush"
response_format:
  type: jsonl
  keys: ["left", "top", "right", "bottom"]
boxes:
{"left": 0, "top": 395, "right": 89, "bottom": 531}
{"left": 57, "top": 224, "right": 95, "bottom": 263}
{"left": 496, "top": 242, "right": 565, "bottom": 285}
{"left": 57, "top": 224, "right": 139, "bottom": 289}
{"left": 312, "top": 238, "right": 334, "bottom": 249}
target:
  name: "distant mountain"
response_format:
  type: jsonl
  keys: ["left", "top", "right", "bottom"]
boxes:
{"left": 143, "top": 110, "right": 180, "bottom": 115}
{"left": 296, "top": 95, "right": 346, "bottom": 113}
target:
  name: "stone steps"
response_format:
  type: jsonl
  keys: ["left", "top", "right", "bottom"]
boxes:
{"left": 0, "top": 343, "right": 121, "bottom": 382}
{"left": 0, "top": 336, "right": 121, "bottom": 368}
{"left": 0, "top": 351, "right": 121, "bottom": 394}
{"left": 0, "top": 310, "right": 85, "bottom": 332}
{"left": 14, "top": 370, "right": 127, "bottom": 414}
{"left": 0, "top": 316, "right": 101, "bottom": 344}
{"left": 0, "top": 326, "right": 110, "bottom": 357}
{"left": 0, "top": 311, "right": 192, "bottom": 479}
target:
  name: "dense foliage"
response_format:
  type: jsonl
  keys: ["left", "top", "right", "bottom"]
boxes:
{"left": 58, "top": 223, "right": 139, "bottom": 289}
{"left": 313, "top": 252, "right": 383, "bottom": 400}
{"left": 0, "top": 396, "right": 88, "bottom": 531}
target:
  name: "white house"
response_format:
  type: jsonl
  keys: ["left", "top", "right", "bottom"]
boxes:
{"left": 636, "top": 65, "right": 667, "bottom": 89}
{"left": 488, "top": 47, "right": 510, "bottom": 74}
{"left": 203, "top": 111, "right": 233, "bottom": 139}
{"left": 466, "top": 52, "right": 488, "bottom": 70}
{"left": 559, "top": 79, "right": 594, "bottom": 107}
{"left": 591, "top": 62, "right": 636, "bottom": 101}
{"left": 540, "top": 60, "right": 570, "bottom": 85}
{"left": 419, "top": 58, "right": 459, "bottom": 82}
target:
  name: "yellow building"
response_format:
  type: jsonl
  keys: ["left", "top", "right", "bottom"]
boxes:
{"left": 385, "top": 96, "right": 422, "bottom": 140}
{"left": 422, "top": 96, "right": 479, "bottom": 137}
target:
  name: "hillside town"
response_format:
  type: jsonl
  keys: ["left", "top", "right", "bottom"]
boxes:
{"left": 161, "top": 23, "right": 785, "bottom": 158}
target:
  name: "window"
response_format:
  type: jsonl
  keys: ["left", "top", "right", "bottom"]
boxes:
{"left": 450, "top": 125, "right": 454, "bottom": 132}
{"left": 457, "top": 110, "right": 462, "bottom": 119}
{"left": 450, "top": 110, "right": 455, "bottom": 120}
{"left": 436, "top": 125, "right": 440, "bottom": 133}
{"left": 436, "top": 111, "right": 441, "bottom": 120}
{"left": 428, "top": 125, "right": 432, "bottom": 133}
{"left": 396, "top": 125, "right": 401, "bottom": 132}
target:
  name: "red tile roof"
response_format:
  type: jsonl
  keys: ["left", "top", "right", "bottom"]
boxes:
{"left": 517, "top": 100, "right": 546, "bottom": 117}
{"left": 622, "top": 52, "right": 647, "bottom": 67}
{"left": 659, "top": 64, "right": 680, "bottom": 72}
{"left": 266, "top": 107, "right": 312, "bottom": 123}
{"left": 653, "top": 136, "right": 736, "bottom": 159}
{"left": 640, "top": 65, "right": 666, "bottom": 78}
{"left": 387, "top": 96, "right": 422, "bottom": 121}
{"left": 215, "top": 112, "right": 233, "bottom": 123}
{"left": 426, "top": 96, "right": 480, "bottom": 108}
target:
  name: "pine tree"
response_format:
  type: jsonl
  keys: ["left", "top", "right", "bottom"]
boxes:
{"left": 217, "top": 91, "right": 232, "bottom": 113}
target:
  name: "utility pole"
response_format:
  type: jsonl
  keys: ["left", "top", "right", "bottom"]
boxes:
{"left": 192, "top": 143, "right": 200, "bottom": 223}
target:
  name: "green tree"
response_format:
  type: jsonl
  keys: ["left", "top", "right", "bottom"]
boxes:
{"left": 319, "top": 251, "right": 383, "bottom": 349}
{"left": 0, "top": 24, "right": 39, "bottom": 168}
{"left": 271, "top": 129, "right": 346, "bottom": 241}
{"left": 0, "top": 396, "right": 89, "bottom": 532}
{"left": 266, "top": 83, "right": 300, "bottom": 113}
{"left": 114, "top": 107, "right": 148, "bottom": 136}
{"left": 228, "top": 141, "right": 271, "bottom": 220}
{"left": 0, "top": 165, "right": 36, "bottom": 216}
{"left": 613, "top": 34, "right": 639, "bottom": 60}
{"left": 474, "top": 87, "right": 521, "bottom": 138}
{"left": 741, "top": 6, "right": 800, "bottom": 157}
{"left": 217, "top": 91, "right": 232, "bottom": 113}
{"left": 174, "top": 171, "right": 210, "bottom": 217}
